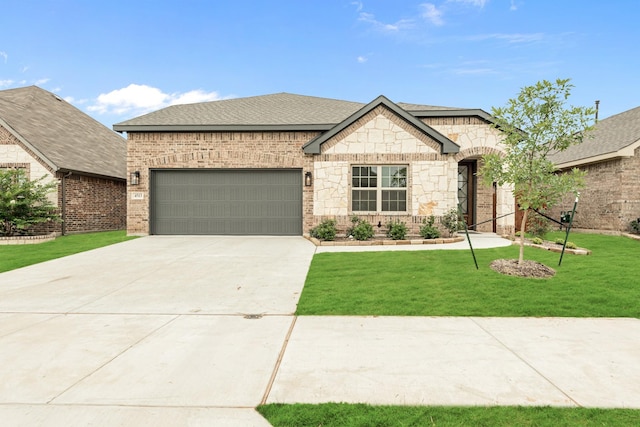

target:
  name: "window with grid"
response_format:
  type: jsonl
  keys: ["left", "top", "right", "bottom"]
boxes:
{"left": 352, "top": 165, "right": 407, "bottom": 212}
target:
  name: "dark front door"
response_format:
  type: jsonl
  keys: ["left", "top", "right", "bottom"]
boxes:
{"left": 458, "top": 161, "right": 476, "bottom": 230}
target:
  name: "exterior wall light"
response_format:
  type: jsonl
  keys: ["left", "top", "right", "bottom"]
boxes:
{"left": 304, "top": 171, "right": 313, "bottom": 187}
{"left": 130, "top": 171, "right": 140, "bottom": 186}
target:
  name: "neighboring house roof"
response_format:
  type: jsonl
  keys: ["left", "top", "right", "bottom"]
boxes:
{"left": 113, "top": 92, "right": 492, "bottom": 134}
{"left": 550, "top": 106, "right": 640, "bottom": 168}
{"left": 302, "top": 95, "right": 460, "bottom": 154}
{"left": 0, "top": 86, "right": 126, "bottom": 179}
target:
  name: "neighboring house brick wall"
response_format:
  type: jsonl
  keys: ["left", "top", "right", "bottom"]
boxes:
{"left": 59, "top": 173, "right": 126, "bottom": 233}
{"left": 550, "top": 147, "right": 640, "bottom": 233}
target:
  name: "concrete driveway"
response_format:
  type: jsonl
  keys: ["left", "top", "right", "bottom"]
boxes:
{"left": 1, "top": 235, "right": 639, "bottom": 426}
{"left": 0, "top": 236, "right": 316, "bottom": 426}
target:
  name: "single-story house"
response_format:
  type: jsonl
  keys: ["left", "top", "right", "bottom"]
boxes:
{"left": 0, "top": 85, "right": 127, "bottom": 234}
{"left": 114, "top": 93, "right": 515, "bottom": 237}
{"left": 548, "top": 105, "right": 640, "bottom": 233}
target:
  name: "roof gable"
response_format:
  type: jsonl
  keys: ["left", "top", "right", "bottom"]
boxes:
{"left": 302, "top": 95, "right": 460, "bottom": 154}
{"left": 550, "top": 105, "right": 640, "bottom": 167}
{"left": 0, "top": 86, "right": 126, "bottom": 179}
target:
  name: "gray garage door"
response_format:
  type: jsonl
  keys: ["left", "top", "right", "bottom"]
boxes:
{"left": 150, "top": 169, "right": 302, "bottom": 235}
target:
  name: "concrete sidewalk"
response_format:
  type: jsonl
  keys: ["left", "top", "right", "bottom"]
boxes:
{"left": 267, "top": 316, "right": 640, "bottom": 408}
{"left": 0, "top": 235, "right": 638, "bottom": 427}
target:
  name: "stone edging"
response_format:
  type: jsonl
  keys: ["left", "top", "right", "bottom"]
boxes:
{"left": 307, "top": 235, "right": 464, "bottom": 246}
{"left": 0, "top": 234, "right": 57, "bottom": 245}
{"left": 518, "top": 240, "right": 591, "bottom": 255}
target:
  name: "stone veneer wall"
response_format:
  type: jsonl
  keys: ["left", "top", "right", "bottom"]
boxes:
{"left": 126, "top": 131, "right": 317, "bottom": 235}
{"left": 311, "top": 107, "right": 459, "bottom": 236}
{"left": 549, "top": 147, "right": 640, "bottom": 232}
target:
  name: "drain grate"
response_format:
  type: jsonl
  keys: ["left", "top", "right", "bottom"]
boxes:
{"left": 244, "top": 314, "right": 263, "bottom": 319}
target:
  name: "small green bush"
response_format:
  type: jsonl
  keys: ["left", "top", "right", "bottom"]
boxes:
{"left": 309, "top": 219, "right": 337, "bottom": 241}
{"left": 527, "top": 211, "right": 552, "bottom": 238}
{"left": 386, "top": 220, "right": 408, "bottom": 240}
{"left": 531, "top": 237, "right": 543, "bottom": 245}
{"left": 441, "top": 209, "right": 464, "bottom": 236}
{"left": 419, "top": 216, "right": 440, "bottom": 239}
{"left": 347, "top": 216, "right": 374, "bottom": 241}
{"left": 630, "top": 219, "right": 640, "bottom": 234}
{"left": 566, "top": 241, "right": 577, "bottom": 249}
{"left": 554, "top": 238, "right": 564, "bottom": 245}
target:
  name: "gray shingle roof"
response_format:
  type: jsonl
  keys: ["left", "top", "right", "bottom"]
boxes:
{"left": 114, "top": 93, "right": 366, "bottom": 130}
{"left": 113, "top": 93, "right": 485, "bottom": 132}
{"left": 550, "top": 106, "right": 640, "bottom": 166}
{"left": 0, "top": 86, "right": 126, "bottom": 179}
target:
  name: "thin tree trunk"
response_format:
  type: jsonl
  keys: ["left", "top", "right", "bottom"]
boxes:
{"left": 518, "top": 209, "right": 528, "bottom": 265}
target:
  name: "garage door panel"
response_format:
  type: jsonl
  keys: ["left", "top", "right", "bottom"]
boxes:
{"left": 151, "top": 170, "right": 302, "bottom": 235}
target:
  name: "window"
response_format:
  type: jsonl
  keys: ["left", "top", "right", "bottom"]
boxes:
{"left": 352, "top": 165, "right": 407, "bottom": 212}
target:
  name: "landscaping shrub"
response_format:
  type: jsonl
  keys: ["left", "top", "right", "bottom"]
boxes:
{"left": 309, "top": 219, "right": 337, "bottom": 241}
{"left": 441, "top": 209, "right": 464, "bottom": 236}
{"left": 347, "top": 216, "right": 374, "bottom": 241}
{"left": 386, "top": 220, "right": 408, "bottom": 240}
{"left": 419, "top": 216, "right": 440, "bottom": 239}
{"left": 566, "top": 241, "right": 577, "bottom": 249}
{"left": 527, "top": 211, "right": 552, "bottom": 237}
{"left": 531, "top": 237, "right": 543, "bottom": 245}
{"left": 630, "top": 219, "right": 640, "bottom": 234}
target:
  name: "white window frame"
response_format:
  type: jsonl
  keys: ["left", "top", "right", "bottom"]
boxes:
{"left": 351, "top": 164, "right": 408, "bottom": 213}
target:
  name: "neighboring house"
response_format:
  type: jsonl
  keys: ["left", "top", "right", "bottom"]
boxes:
{"left": 0, "top": 86, "right": 126, "bottom": 234}
{"left": 549, "top": 106, "right": 640, "bottom": 233}
{"left": 114, "top": 93, "right": 515, "bottom": 237}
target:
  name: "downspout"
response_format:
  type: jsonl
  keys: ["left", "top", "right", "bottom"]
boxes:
{"left": 61, "top": 171, "right": 72, "bottom": 235}
{"left": 595, "top": 100, "right": 600, "bottom": 123}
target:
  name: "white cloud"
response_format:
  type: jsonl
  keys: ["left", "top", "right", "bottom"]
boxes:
{"left": 448, "top": 0, "right": 488, "bottom": 7}
{"left": 0, "top": 51, "right": 7, "bottom": 63}
{"left": 510, "top": 0, "right": 518, "bottom": 10}
{"left": 88, "top": 83, "right": 223, "bottom": 116}
{"left": 0, "top": 79, "right": 14, "bottom": 87}
{"left": 357, "top": 55, "right": 368, "bottom": 63}
{"left": 34, "top": 78, "right": 50, "bottom": 85}
{"left": 466, "top": 32, "right": 545, "bottom": 44}
{"left": 351, "top": 1, "right": 363, "bottom": 12}
{"left": 358, "top": 12, "right": 414, "bottom": 32}
{"left": 420, "top": 3, "right": 445, "bottom": 26}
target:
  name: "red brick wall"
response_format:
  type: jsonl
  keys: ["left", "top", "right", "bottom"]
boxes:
{"left": 57, "top": 173, "right": 126, "bottom": 233}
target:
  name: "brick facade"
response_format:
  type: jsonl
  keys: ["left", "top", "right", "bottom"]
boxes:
{"left": 549, "top": 146, "right": 640, "bottom": 233}
{"left": 126, "top": 131, "right": 317, "bottom": 235}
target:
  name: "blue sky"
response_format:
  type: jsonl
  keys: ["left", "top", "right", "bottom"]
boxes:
{"left": 1, "top": 0, "right": 638, "bottom": 128}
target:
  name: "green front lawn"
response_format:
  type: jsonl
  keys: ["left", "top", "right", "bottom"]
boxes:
{"left": 0, "top": 231, "right": 136, "bottom": 273}
{"left": 258, "top": 403, "right": 640, "bottom": 427}
{"left": 297, "top": 233, "right": 640, "bottom": 317}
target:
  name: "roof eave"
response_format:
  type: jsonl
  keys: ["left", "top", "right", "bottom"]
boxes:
{"left": 409, "top": 108, "right": 496, "bottom": 123}
{"left": 113, "top": 123, "right": 336, "bottom": 133}
{"left": 555, "top": 139, "right": 640, "bottom": 169}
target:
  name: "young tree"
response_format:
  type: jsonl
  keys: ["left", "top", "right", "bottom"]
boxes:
{"left": 480, "top": 78, "right": 595, "bottom": 264}
{"left": 0, "top": 168, "right": 60, "bottom": 236}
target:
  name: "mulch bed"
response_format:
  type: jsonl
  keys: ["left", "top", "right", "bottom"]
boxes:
{"left": 490, "top": 259, "right": 556, "bottom": 278}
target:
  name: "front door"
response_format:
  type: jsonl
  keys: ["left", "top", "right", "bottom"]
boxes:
{"left": 458, "top": 161, "right": 476, "bottom": 230}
